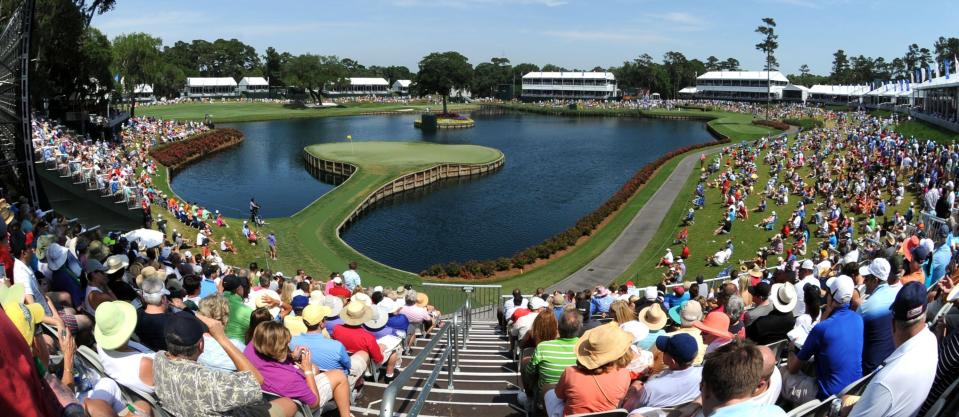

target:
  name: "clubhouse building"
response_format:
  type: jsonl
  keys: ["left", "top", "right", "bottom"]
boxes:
{"left": 183, "top": 77, "right": 240, "bottom": 99}
{"left": 325, "top": 77, "right": 391, "bottom": 97}
{"left": 521, "top": 71, "right": 618, "bottom": 100}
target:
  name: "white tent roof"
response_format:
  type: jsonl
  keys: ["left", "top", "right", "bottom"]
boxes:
{"left": 697, "top": 71, "right": 789, "bottom": 83}
{"left": 239, "top": 77, "right": 268, "bottom": 86}
{"left": 915, "top": 74, "right": 959, "bottom": 90}
{"left": 523, "top": 71, "right": 615, "bottom": 80}
{"left": 393, "top": 79, "right": 412, "bottom": 87}
{"left": 134, "top": 84, "right": 153, "bottom": 94}
{"left": 782, "top": 84, "right": 809, "bottom": 92}
{"left": 678, "top": 87, "right": 698, "bottom": 94}
{"left": 808, "top": 84, "right": 871, "bottom": 96}
{"left": 186, "top": 77, "right": 237, "bottom": 87}
{"left": 348, "top": 77, "right": 389, "bottom": 86}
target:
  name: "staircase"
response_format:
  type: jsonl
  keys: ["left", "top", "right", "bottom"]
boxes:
{"left": 352, "top": 316, "right": 526, "bottom": 417}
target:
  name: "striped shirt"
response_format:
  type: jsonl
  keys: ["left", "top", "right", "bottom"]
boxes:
{"left": 919, "top": 329, "right": 959, "bottom": 415}
{"left": 525, "top": 337, "right": 578, "bottom": 389}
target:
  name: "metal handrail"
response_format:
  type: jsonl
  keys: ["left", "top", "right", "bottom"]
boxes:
{"left": 379, "top": 318, "right": 455, "bottom": 417}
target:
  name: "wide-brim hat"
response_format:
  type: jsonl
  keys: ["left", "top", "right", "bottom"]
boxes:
{"left": 692, "top": 311, "right": 733, "bottom": 340}
{"left": 252, "top": 289, "right": 281, "bottom": 317}
{"left": 748, "top": 265, "right": 764, "bottom": 278}
{"left": 0, "top": 284, "right": 44, "bottom": 347}
{"left": 639, "top": 303, "right": 668, "bottom": 331}
{"left": 325, "top": 295, "right": 344, "bottom": 317}
{"left": 87, "top": 240, "right": 110, "bottom": 263}
{"left": 416, "top": 292, "right": 429, "bottom": 307}
{"left": 93, "top": 301, "right": 137, "bottom": 350}
{"left": 340, "top": 301, "right": 374, "bottom": 326}
{"left": 770, "top": 283, "right": 798, "bottom": 313}
{"left": 351, "top": 292, "right": 373, "bottom": 307}
{"left": 46, "top": 243, "right": 68, "bottom": 270}
{"left": 574, "top": 322, "right": 634, "bottom": 370}
{"left": 135, "top": 266, "right": 164, "bottom": 287}
{"left": 364, "top": 305, "right": 390, "bottom": 330}
{"left": 104, "top": 254, "right": 130, "bottom": 275}
{"left": 309, "top": 290, "right": 325, "bottom": 305}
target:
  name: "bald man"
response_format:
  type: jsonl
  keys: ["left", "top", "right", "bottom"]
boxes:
{"left": 750, "top": 345, "right": 783, "bottom": 406}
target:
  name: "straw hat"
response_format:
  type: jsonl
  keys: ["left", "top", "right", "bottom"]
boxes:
{"left": 638, "top": 304, "right": 668, "bottom": 331}
{"left": 301, "top": 304, "right": 333, "bottom": 327}
{"left": 416, "top": 292, "right": 429, "bottom": 307}
{"left": 340, "top": 301, "right": 374, "bottom": 326}
{"left": 0, "top": 284, "right": 45, "bottom": 346}
{"left": 364, "top": 306, "right": 390, "bottom": 330}
{"left": 283, "top": 315, "right": 307, "bottom": 337}
{"left": 87, "top": 240, "right": 110, "bottom": 263}
{"left": 324, "top": 295, "right": 344, "bottom": 317}
{"left": 104, "top": 254, "right": 130, "bottom": 275}
{"left": 748, "top": 265, "right": 764, "bottom": 278}
{"left": 574, "top": 323, "right": 634, "bottom": 370}
{"left": 93, "top": 301, "right": 137, "bottom": 350}
{"left": 135, "top": 266, "right": 163, "bottom": 287}
{"left": 351, "top": 292, "right": 373, "bottom": 307}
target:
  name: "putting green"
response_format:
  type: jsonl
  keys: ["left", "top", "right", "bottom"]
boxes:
{"left": 305, "top": 141, "right": 501, "bottom": 174}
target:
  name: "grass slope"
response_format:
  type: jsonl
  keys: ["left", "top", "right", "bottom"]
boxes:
{"left": 137, "top": 101, "right": 479, "bottom": 123}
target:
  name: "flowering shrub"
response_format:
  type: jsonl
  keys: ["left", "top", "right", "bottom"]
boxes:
{"left": 150, "top": 128, "right": 244, "bottom": 170}
{"left": 752, "top": 119, "right": 790, "bottom": 131}
{"left": 421, "top": 132, "right": 731, "bottom": 279}
{"left": 436, "top": 112, "right": 469, "bottom": 120}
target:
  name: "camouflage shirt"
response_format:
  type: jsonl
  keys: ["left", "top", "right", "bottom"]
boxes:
{"left": 153, "top": 352, "right": 265, "bottom": 417}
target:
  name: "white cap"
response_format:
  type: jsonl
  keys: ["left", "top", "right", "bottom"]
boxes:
{"left": 333, "top": 277, "right": 343, "bottom": 284}
{"left": 644, "top": 286, "right": 658, "bottom": 301}
{"left": 529, "top": 297, "right": 549, "bottom": 310}
{"left": 826, "top": 275, "right": 855, "bottom": 304}
{"left": 373, "top": 286, "right": 384, "bottom": 293}
{"left": 800, "top": 259, "right": 815, "bottom": 270}
{"left": 859, "top": 258, "right": 891, "bottom": 282}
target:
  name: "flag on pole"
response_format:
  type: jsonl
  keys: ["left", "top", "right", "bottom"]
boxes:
{"left": 906, "top": 80, "right": 910, "bottom": 91}
{"left": 947, "top": 60, "right": 952, "bottom": 80}
{"left": 954, "top": 55, "right": 958, "bottom": 75}
{"left": 911, "top": 70, "right": 916, "bottom": 84}
{"left": 921, "top": 67, "right": 927, "bottom": 82}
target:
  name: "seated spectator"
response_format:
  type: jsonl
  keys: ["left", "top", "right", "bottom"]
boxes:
{"left": 382, "top": 297, "right": 410, "bottom": 337}
{"left": 590, "top": 286, "right": 615, "bottom": 316}
{"left": 746, "top": 282, "right": 797, "bottom": 345}
{"left": 221, "top": 274, "right": 253, "bottom": 341}
{"left": 700, "top": 341, "right": 787, "bottom": 416}
{"left": 524, "top": 310, "right": 581, "bottom": 401}
{"left": 82, "top": 259, "right": 117, "bottom": 316}
{"left": 664, "top": 300, "right": 706, "bottom": 365}
{"left": 196, "top": 294, "right": 246, "bottom": 372}
{"left": 291, "top": 304, "right": 359, "bottom": 386}
{"left": 512, "top": 297, "right": 549, "bottom": 344}
{"left": 637, "top": 303, "right": 668, "bottom": 351}
{"left": 521, "top": 309, "right": 558, "bottom": 350}
{"left": 153, "top": 311, "right": 296, "bottom": 417}
{"left": 847, "top": 282, "right": 938, "bottom": 417}
{"left": 623, "top": 333, "right": 701, "bottom": 410}
{"left": 694, "top": 311, "right": 734, "bottom": 354}
{"left": 327, "top": 276, "right": 351, "bottom": 299}
{"left": 726, "top": 295, "right": 746, "bottom": 338}
{"left": 856, "top": 257, "right": 899, "bottom": 374}
{"left": 134, "top": 277, "right": 174, "bottom": 352}
{"left": 550, "top": 323, "right": 634, "bottom": 416}
{"left": 245, "top": 321, "right": 352, "bottom": 417}
{"left": 332, "top": 301, "right": 400, "bottom": 382}
{"left": 398, "top": 290, "right": 433, "bottom": 335}
{"left": 787, "top": 284, "right": 822, "bottom": 349}
{"left": 785, "top": 275, "right": 863, "bottom": 403}
{"left": 751, "top": 345, "right": 783, "bottom": 406}
{"left": 744, "top": 281, "right": 773, "bottom": 326}
{"left": 664, "top": 285, "right": 689, "bottom": 310}
{"left": 323, "top": 295, "right": 345, "bottom": 335}
{"left": 94, "top": 301, "right": 155, "bottom": 394}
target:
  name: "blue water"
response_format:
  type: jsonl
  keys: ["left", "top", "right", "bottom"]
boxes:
{"left": 170, "top": 111, "right": 715, "bottom": 272}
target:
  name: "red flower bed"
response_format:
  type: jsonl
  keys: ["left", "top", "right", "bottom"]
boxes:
{"left": 422, "top": 133, "right": 732, "bottom": 279}
{"left": 150, "top": 128, "right": 245, "bottom": 170}
{"left": 752, "top": 119, "right": 790, "bottom": 131}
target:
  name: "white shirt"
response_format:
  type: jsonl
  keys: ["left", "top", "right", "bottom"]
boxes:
{"left": 630, "top": 366, "right": 703, "bottom": 408}
{"left": 848, "top": 328, "right": 938, "bottom": 417}
{"left": 510, "top": 311, "right": 538, "bottom": 341}
{"left": 504, "top": 298, "right": 528, "bottom": 320}
{"left": 793, "top": 275, "right": 819, "bottom": 317}
{"left": 751, "top": 366, "right": 782, "bottom": 406}
{"left": 13, "top": 258, "right": 39, "bottom": 302}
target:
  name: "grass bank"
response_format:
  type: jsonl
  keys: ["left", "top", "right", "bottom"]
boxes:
{"left": 137, "top": 101, "right": 480, "bottom": 123}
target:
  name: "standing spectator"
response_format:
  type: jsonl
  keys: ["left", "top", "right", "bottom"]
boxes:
{"left": 848, "top": 282, "right": 938, "bottom": 417}
{"left": 857, "top": 257, "right": 899, "bottom": 374}
{"left": 786, "top": 275, "right": 863, "bottom": 402}
{"left": 700, "top": 341, "right": 788, "bottom": 416}
{"left": 623, "top": 333, "right": 702, "bottom": 410}
{"left": 342, "top": 261, "right": 360, "bottom": 292}
{"left": 551, "top": 323, "right": 634, "bottom": 416}
{"left": 267, "top": 232, "right": 277, "bottom": 261}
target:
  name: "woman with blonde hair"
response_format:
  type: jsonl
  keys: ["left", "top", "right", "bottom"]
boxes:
{"left": 196, "top": 294, "right": 246, "bottom": 371}
{"left": 609, "top": 300, "right": 637, "bottom": 324}
{"left": 280, "top": 281, "right": 296, "bottom": 305}
{"left": 243, "top": 321, "right": 352, "bottom": 417}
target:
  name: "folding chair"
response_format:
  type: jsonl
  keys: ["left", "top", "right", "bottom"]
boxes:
{"left": 567, "top": 408, "right": 629, "bottom": 417}
{"left": 837, "top": 367, "right": 882, "bottom": 398}
{"left": 263, "top": 391, "right": 313, "bottom": 417}
{"left": 764, "top": 339, "right": 789, "bottom": 363}
{"left": 786, "top": 399, "right": 821, "bottom": 417}
{"left": 922, "top": 378, "right": 959, "bottom": 417}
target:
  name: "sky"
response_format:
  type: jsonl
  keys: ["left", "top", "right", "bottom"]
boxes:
{"left": 93, "top": 0, "right": 959, "bottom": 75}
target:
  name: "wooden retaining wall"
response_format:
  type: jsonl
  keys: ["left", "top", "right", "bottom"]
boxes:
{"left": 303, "top": 151, "right": 505, "bottom": 233}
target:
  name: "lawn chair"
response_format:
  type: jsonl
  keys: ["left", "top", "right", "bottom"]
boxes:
{"left": 923, "top": 378, "right": 959, "bottom": 417}
{"left": 764, "top": 339, "right": 789, "bottom": 364}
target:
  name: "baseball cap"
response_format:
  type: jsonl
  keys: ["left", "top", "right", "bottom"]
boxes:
{"left": 911, "top": 245, "right": 931, "bottom": 263}
{"left": 800, "top": 259, "right": 815, "bottom": 270}
{"left": 673, "top": 286, "right": 685, "bottom": 296}
{"left": 164, "top": 311, "right": 208, "bottom": 346}
{"left": 222, "top": 275, "right": 242, "bottom": 293}
{"left": 859, "top": 258, "right": 891, "bottom": 281}
{"left": 333, "top": 277, "right": 343, "bottom": 284}
{"left": 291, "top": 295, "right": 310, "bottom": 310}
{"left": 529, "top": 297, "right": 549, "bottom": 310}
{"left": 826, "top": 275, "right": 855, "bottom": 304}
{"left": 891, "top": 281, "right": 927, "bottom": 322}
{"left": 655, "top": 333, "right": 698, "bottom": 364}
{"left": 301, "top": 304, "right": 333, "bottom": 326}
{"left": 643, "top": 286, "right": 657, "bottom": 301}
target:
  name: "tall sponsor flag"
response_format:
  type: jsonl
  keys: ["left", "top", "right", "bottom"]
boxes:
{"left": 906, "top": 79, "right": 910, "bottom": 91}
{"left": 947, "top": 59, "right": 952, "bottom": 80}
{"left": 921, "top": 67, "right": 927, "bottom": 82}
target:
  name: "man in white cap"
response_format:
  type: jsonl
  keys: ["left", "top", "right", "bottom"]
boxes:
{"left": 857, "top": 257, "right": 898, "bottom": 374}
{"left": 785, "top": 275, "right": 863, "bottom": 403}
{"left": 793, "top": 259, "right": 818, "bottom": 317}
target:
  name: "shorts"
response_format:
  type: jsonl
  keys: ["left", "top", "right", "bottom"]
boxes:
{"left": 58, "top": 311, "right": 79, "bottom": 334}
{"left": 313, "top": 372, "right": 333, "bottom": 405}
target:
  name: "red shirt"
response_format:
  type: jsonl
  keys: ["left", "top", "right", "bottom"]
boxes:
{"left": 0, "top": 308, "right": 61, "bottom": 417}
{"left": 328, "top": 286, "right": 351, "bottom": 299}
{"left": 332, "top": 324, "right": 383, "bottom": 364}
{"left": 510, "top": 308, "right": 531, "bottom": 323}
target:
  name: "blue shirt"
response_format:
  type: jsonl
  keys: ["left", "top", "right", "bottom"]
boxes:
{"left": 638, "top": 329, "right": 666, "bottom": 351}
{"left": 664, "top": 292, "right": 690, "bottom": 310}
{"left": 590, "top": 295, "right": 614, "bottom": 315}
{"left": 709, "top": 401, "right": 787, "bottom": 417}
{"left": 289, "top": 333, "right": 351, "bottom": 373}
{"left": 797, "top": 304, "right": 864, "bottom": 399}
{"left": 386, "top": 314, "right": 410, "bottom": 334}
{"left": 199, "top": 278, "right": 218, "bottom": 299}
{"left": 927, "top": 244, "right": 952, "bottom": 288}
{"left": 857, "top": 284, "right": 900, "bottom": 374}
{"left": 325, "top": 316, "right": 344, "bottom": 335}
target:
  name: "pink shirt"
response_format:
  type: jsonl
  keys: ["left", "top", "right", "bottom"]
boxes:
{"left": 398, "top": 305, "right": 431, "bottom": 323}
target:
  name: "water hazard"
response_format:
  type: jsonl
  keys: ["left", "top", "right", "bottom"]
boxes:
{"left": 170, "top": 110, "right": 716, "bottom": 272}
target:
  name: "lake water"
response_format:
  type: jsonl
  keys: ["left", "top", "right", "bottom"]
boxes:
{"left": 170, "top": 110, "right": 715, "bottom": 272}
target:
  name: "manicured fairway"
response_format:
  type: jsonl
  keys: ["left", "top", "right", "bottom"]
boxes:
{"left": 137, "top": 101, "right": 479, "bottom": 123}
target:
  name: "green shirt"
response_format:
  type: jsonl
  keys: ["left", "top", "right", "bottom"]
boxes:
{"left": 224, "top": 291, "right": 252, "bottom": 341}
{"left": 525, "top": 337, "right": 579, "bottom": 389}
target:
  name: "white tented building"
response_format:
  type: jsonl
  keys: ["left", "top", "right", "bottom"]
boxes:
{"left": 392, "top": 80, "right": 411, "bottom": 95}
{"left": 238, "top": 77, "right": 269, "bottom": 97}
{"left": 685, "top": 71, "right": 791, "bottom": 101}
{"left": 807, "top": 85, "right": 871, "bottom": 105}
{"left": 325, "top": 77, "right": 390, "bottom": 96}
{"left": 133, "top": 84, "right": 155, "bottom": 102}
{"left": 183, "top": 77, "right": 239, "bottom": 99}
{"left": 521, "top": 71, "right": 618, "bottom": 100}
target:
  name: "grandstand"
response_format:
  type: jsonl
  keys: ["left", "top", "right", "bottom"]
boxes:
{"left": 521, "top": 72, "right": 619, "bottom": 101}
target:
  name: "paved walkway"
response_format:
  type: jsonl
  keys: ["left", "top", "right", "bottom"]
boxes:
{"left": 548, "top": 127, "right": 796, "bottom": 292}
